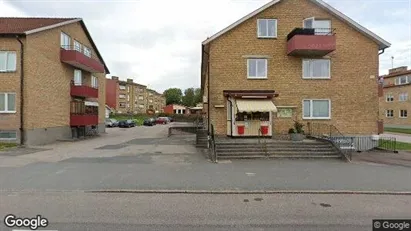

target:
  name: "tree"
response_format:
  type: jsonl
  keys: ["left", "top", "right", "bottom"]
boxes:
{"left": 163, "top": 88, "right": 183, "bottom": 105}
{"left": 193, "top": 88, "right": 202, "bottom": 106}
{"left": 182, "top": 88, "right": 195, "bottom": 107}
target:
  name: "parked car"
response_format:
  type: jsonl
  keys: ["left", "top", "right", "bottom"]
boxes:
{"left": 118, "top": 120, "right": 136, "bottom": 128}
{"left": 105, "top": 118, "right": 119, "bottom": 127}
{"left": 156, "top": 117, "right": 170, "bottom": 124}
{"left": 167, "top": 117, "right": 174, "bottom": 122}
{"left": 143, "top": 118, "right": 156, "bottom": 126}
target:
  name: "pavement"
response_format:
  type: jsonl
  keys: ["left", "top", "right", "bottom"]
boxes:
{"left": 1, "top": 123, "right": 411, "bottom": 192}
{"left": 381, "top": 132, "right": 411, "bottom": 143}
{"left": 1, "top": 192, "right": 410, "bottom": 231}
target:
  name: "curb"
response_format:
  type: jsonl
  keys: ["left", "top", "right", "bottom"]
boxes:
{"left": 85, "top": 189, "right": 411, "bottom": 195}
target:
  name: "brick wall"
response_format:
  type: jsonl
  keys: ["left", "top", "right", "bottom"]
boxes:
{"left": 206, "top": 0, "right": 380, "bottom": 136}
{"left": 380, "top": 84, "right": 411, "bottom": 127}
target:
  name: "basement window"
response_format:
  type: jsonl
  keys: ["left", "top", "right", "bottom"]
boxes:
{"left": 0, "top": 130, "right": 17, "bottom": 140}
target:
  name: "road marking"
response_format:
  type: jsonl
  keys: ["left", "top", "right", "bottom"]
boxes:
{"left": 246, "top": 172, "right": 256, "bottom": 176}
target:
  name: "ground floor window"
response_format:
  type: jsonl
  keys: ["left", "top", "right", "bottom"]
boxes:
{"left": 400, "top": 110, "right": 408, "bottom": 118}
{"left": 0, "top": 130, "right": 17, "bottom": 140}
{"left": 303, "top": 99, "right": 330, "bottom": 119}
{"left": 386, "top": 110, "right": 394, "bottom": 118}
{"left": 235, "top": 111, "right": 269, "bottom": 121}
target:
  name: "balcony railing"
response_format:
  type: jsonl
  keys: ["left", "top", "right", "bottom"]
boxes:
{"left": 70, "top": 101, "right": 99, "bottom": 126}
{"left": 70, "top": 80, "right": 99, "bottom": 98}
{"left": 287, "top": 28, "right": 336, "bottom": 57}
{"left": 60, "top": 45, "right": 105, "bottom": 73}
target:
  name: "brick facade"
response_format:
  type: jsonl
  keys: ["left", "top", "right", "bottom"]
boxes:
{"left": 202, "top": 0, "right": 386, "bottom": 136}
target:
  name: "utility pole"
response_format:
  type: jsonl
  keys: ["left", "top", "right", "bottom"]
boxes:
{"left": 391, "top": 56, "right": 394, "bottom": 68}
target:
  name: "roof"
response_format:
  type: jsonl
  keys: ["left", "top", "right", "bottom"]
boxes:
{"left": 0, "top": 17, "right": 110, "bottom": 73}
{"left": 380, "top": 70, "right": 411, "bottom": 79}
{"left": 202, "top": 0, "right": 390, "bottom": 50}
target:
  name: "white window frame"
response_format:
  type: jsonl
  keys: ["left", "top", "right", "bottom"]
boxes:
{"left": 302, "top": 59, "right": 331, "bottom": 79}
{"left": 74, "top": 40, "right": 82, "bottom": 52}
{"left": 138, "top": 96, "right": 144, "bottom": 100}
{"left": 91, "top": 76, "right": 98, "bottom": 89}
{"left": 73, "top": 69, "right": 82, "bottom": 86}
{"left": 257, "top": 19, "right": 277, "bottom": 38}
{"left": 83, "top": 46, "right": 91, "bottom": 58}
{"left": 400, "top": 110, "right": 408, "bottom": 118}
{"left": 119, "top": 94, "right": 126, "bottom": 99}
{"left": 395, "top": 76, "right": 411, "bottom": 85}
{"left": 139, "top": 104, "right": 144, "bottom": 108}
{"left": 0, "top": 51, "right": 17, "bottom": 72}
{"left": 0, "top": 92, "right": 17, "bottom": 113}
{"left": 399, "top": 93, "right": 408, "bottom": 102}
{"left": 386, "top": 93, "right": 394, "bottom": 102}
{"left": 386, "top": 110, "right": 394, "bottom": 118}
{"left": 302, "top": 99, "right": 331, "bottom": 120}
{"left": 247, "top": 59, "right": 267, "bottom": 79}
{"left": 119, "top": 85, "right": 126, "bottom": 90}
{"left": 0, "top": 130, "right": 17, "bottom": 140}
{"left": 60, "top": 32, "right": 71, "bottom": 49}
{"left": 303, "top": 17, "right": 332, "bottom": 35}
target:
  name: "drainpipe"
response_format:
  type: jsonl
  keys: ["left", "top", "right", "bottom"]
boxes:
{"left": 16, "top": 36, "right": 25, "bottom": 146}
{"left": 378, "top": 48, "right": 385, "bottom": 55}
{"left": 376, "top": 48, "right": 386, "bottom": 134}
{"left": 203, "top": 46, "right": 211, "bottom": 135}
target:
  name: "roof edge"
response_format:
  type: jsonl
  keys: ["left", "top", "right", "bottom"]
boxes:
{"left": 24, "top": 18, "right": 82, "bottom": 35}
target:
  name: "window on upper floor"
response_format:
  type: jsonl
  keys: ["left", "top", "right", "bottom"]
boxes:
{"left": 83, "top": 46, "right": 91, "bottom": 58}
{"left": 400, "top": 110, "right": 408, "bottom": 118}
{"left": 119, "top": 94, "right": 126, "bottom": 99}
{"left": 386, "top": 110, "right": 394, "bottom": 118}
{"left": 139, "top": 96, "right": 144, "bottom": 100}
{"left": 60, "top": 32, "right": 71, "bottom": 49}
{"left": 386, "top": 93, "right": 394, "bottom": 102}
{"left": 257, "top": 19, "right": 277, "bottom": 38}
{"left": 119, "top": 102, "right": 126, "bottom": 108}
{"left": 247, "top": 59, "right": 267, "bottom": 79}
{"left": 149, "top": 99, "right": 153, "bottom": 103}
{"left": 73, "top": 69, "right": 82, "bottom": 86}
{"left": 303, "top": 18, "right": 332, "bottom": 35}
{"left": 139, "top": 104, "right": 144, "bottom": 108}
{"left": 399, "top": 93, "right": 408, "bottom": 102}
{"left": 91, "top": 76, "right": 98, "bottom": 89}
{"left": 303, "top": 59, "right": 330, "bottom": 79}
{"left": 395, "top": 75, "right": 410, "bottom": 85}
{"left": 303, "top": 99, "right": 331, "bottom": 119}
{"left": 74, "top": 40, "right": 82, "bottom": 52}
{"left": 0, "top": 93, "right": 16, "bottom": 113}
{"left": 119, "top": 85, "right": 126, "bottom": 90}
{"left": 0, "top": 51, "right": 16, "bottom": 72}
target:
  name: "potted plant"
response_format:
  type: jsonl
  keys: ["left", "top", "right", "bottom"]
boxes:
{"left": 288, "top": 121, "right": 305, "bottom": 141}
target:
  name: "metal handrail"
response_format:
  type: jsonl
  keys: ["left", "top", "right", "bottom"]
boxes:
{"left": 209, "top": 124, "right": 217, "bottom": 163}
{"left": 287, "top": 27, "right": 336, "bottom": 41}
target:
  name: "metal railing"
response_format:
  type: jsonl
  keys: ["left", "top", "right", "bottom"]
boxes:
{"left": 61, "top": 45, "right": 100, "bottom": 61}
{"left": 208, "top": 124, "right": 217, "bottom": 163}
{"left": 287, "top": 27, "right": 336, "bottom": 41}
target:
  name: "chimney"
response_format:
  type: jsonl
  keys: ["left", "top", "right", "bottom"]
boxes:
{"left": 388, "top": 66, "right": 408, "bottom": 74}
{"left": 127, "top": 78, "right": 134, "bottom": 83}
{"left": 111, "top": 76, "right": 119, "bottom": 80}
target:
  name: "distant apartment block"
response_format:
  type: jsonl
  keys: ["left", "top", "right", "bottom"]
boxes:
{"left": 105, "top": 76, "right": 165, "bottom": 114}
{"left": 379, "top": 66, "right": 411, "bottom": 129}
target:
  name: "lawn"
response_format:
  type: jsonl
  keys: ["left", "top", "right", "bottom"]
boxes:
{"left": 378, "top": 139, "right": 411, "bottom": 151}
{"left": 384, "top": 127, "right": 411, "bottom": 135}
{"left": 0, "top": 143, "right": 17, "bottom": 151}
{"left": 392, "top": 141, "right": 411, "bottom": 150}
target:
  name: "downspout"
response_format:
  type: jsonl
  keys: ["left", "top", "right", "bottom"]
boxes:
{"left": 377, "top": 48, "right": 386, "bottom": 134}
{"left": 378, "top": 48, "right": 385, "bottom": 55}
{"left": 203, "top": 47, "right": 211, "bottom": 135}
{"left": 16, "top": 36, "right": 25, "bottom": 146}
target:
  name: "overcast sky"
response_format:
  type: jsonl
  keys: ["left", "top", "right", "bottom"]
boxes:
{"left": 1, "top": 0, "right": 410, "bottom": 93}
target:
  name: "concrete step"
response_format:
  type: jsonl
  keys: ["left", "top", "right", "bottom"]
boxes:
{"left": 217, "top": 151, "right": 339, "bottom": 156}
{"left": 216, "top": 147, "right": 337, "bottom": 151}
{"left": 218, "top": 155, "right": 342, "bottom": 159}
{"left": 215, "top": 145, "right": 334, "bottom": 149}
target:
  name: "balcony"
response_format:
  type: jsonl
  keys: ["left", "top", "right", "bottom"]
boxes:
{"left": 287, "top": 28, "right": 336, "bottom": 57}
{"left": 60, "top": 46, "right": 105, "bottom": 73}
{"left": 71, "top": 82, "right": 98, "bottom": 98}
{"left": 70, "top": 101, "right": 99, "bottom": 126}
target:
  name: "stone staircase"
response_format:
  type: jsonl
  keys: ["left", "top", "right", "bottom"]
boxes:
{"left": 215, "top": 139, "right": 342, "bottom": 159}
{"left": 196, "top": 129, "right": 208, "bottom": 148}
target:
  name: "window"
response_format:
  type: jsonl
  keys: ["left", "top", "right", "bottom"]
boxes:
{"left": 303, "top": 99, "right": 331, "bottom": 119}
{"left": 119, "top": 94, "right": 126, "bottom": 99}
{"left": 149, "top": 99, "right": 153, "bottom": 103}
{"left": 73, "top": 70, "right": 82, "bottom": 86}
{"left": 303, "top": 18, "right": 332, "bottom": 35}
{"left": 277, "top": 108, "right": 293, "bottom": 118}
{"left": 303, "top": 59, "right": 330, "bottom": 79}
{"left": 399, "top": 93, "right": 408, "bottom": 101}
{"left": 119, "top": 85, "right": 126, "bottom": 90}
{"left": 127, "top": 95, "right": 130, "bottom": 101}
{"left": 257, "top": 19, "right": 277, "bottom": 38}
{"left": 149, "top": 92, "right": 153, "bottom": 96}
{"left": 139, "top": 105, "right": 144, "bottom": 108}
{"left": 0, "top": 51, "right": 17, "bottom": 72}
{"left": 60, "top": 32, "right": 71, "bottom": 49}
{"left": 247, "top": 59, "right": 267, "bottom": 79}
{"left": 138, "top": 96, "right": 144, "bottom": 100}
{"left": 119, "top": 102, "right": 126, "bottom": 108}
{"left": 139, "top": 88, "right": 144, "bottom": 92}
{"left": 386, "top": 110, "right": 394, "bottom": 118}
{"left": 386, "top": 93, "right": 394, "bottom": 102}
{"left": 0, "top": 131, "right": 17, "bottom": 140}
{"left": 395, "top": 76, "right": 410, "bottom": 85}
{"left": 0, "top": 93, "right": 16, "bottom": 113}
{"left": 91, "top": 76, "right": 98, "bottom": 88}
{"left": 83, "top": 46, "right": 91, "bottom": 58}
{"left": 74, "top": 40, "right": 82, "bottom": 52}
{"left": 400, "top": 110, "right": 408, "bottom": 118}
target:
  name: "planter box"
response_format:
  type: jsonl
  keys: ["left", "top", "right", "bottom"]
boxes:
{"left": 290, "top": 133, "right": 305, "bottom": 141}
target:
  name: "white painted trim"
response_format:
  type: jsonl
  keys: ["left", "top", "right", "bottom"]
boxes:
{"left": 0, "top": 92, "right": 17, "bottom": 113}
{"left": 399, "top": 109, "right": 408, "bottom": 118}
{"left": 302, "top": 99, "right": 331, "bottom": 120}
{"left": 247, "top": 59, "right": 268, "bottom": 79}
{"left": 202, "top": 0, "right": 390, "bottom": 49}
{"left": 385, "top": 109, "right": 394, "bottom": 118}
{"left": 385, "top": 92, "right": 394, "bottom": 102}
{"left": 242, "top": 55, "right": 272, "bottom": 59}
{"left": 257, "top": 19, "right": 278, "bottom": 38}
{"left": 25, "top": 18, "right": 82, "bottom": 35}
{"left": 302, "top": 59, "right": 331, "bottom": 79}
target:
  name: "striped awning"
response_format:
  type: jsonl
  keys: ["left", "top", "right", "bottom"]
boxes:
{"left": 85, "top": 101, "right": 99, "bottom": 107}
{"left": 236, "top": 99, "right": 277, "bottom": 112}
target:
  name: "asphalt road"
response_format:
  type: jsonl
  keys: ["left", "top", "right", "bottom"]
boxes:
{"left": 1, "top": 192, "right": 410, "bottom": 231}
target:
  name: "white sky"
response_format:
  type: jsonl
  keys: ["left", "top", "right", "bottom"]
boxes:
{"left": 1, "top": 0, "right": 410, "bottom": 93}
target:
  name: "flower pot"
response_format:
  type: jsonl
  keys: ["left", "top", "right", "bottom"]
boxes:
{"left": 290, "top": 133, "right": 305, "bottom": 141}
{"left": 237, "top": 125, "right": 245, "bottom": 135}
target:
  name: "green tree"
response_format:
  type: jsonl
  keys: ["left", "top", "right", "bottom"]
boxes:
{"left": 182, "top": 88, "right": 195, "bottom": 107}
{"left": 193, "top": 88, "right": 202, "bottom": 106}
{"left": 164, "top": 88, "right": 183, "bottom": 105}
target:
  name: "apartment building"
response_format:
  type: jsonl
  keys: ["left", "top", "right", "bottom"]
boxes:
{"left": 0, "top": 17, "right": 109, "bottom": 145}
{"left": 105, "top": 76, "right": 164, "bottom": 114}
{"left": 379, "top": 66, "right": 411, "bottom": 129}
{"left": 201, "top": 0, "right": 390, "bottom": 137}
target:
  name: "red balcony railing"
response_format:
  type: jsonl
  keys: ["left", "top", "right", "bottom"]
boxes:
{"left": 70, "top": 101, "right": 99, "bottom": 126}
{"left": 71, "top": 81, "right": 98, "bottom": 98}
{"left": 60, "top": 45, "right": 105, "bottom": 73}
{"left": 287, "top": 28, "right": 336, "bottom": 57}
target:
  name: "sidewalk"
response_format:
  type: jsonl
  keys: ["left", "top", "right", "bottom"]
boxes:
{"left": 352, "top": 150, "right": 411, "bottom": 168}
{"left": 380, "top": 132, "right": 411, "bottom": 143}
